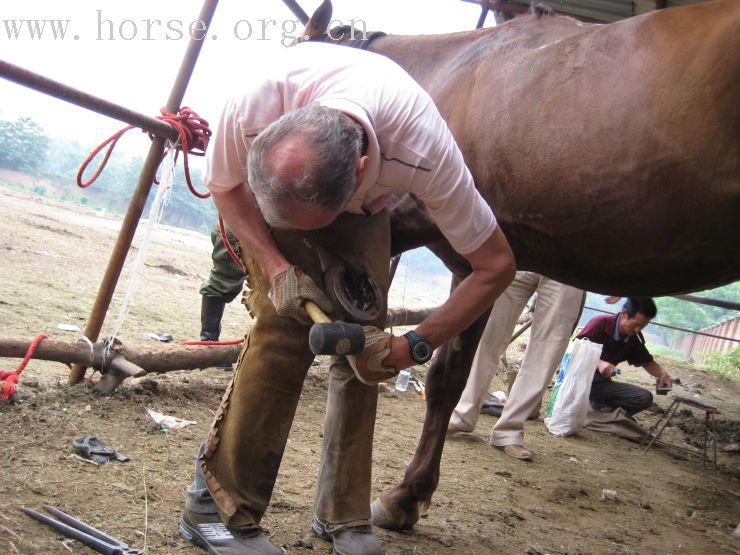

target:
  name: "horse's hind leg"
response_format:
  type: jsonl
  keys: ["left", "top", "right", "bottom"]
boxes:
{"left": 372, "top": 243, "right": 491, "bottom": 530}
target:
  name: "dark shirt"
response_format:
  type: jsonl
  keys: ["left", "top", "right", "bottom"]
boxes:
{"left": 576, "top": 313, "right": 653, "bottom": 367}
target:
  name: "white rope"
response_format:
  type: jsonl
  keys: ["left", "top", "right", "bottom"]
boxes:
{"left": 104, "top": 146, "right": 176, "bottom": 360}
{"left": 77, "top": 335, "right": 95, "bottom": 365}
{"left": 401, "top": 256, "right": 409, "bottom": 312}
{"left": 392, "top": 254, "right": 410, "bottom": 335}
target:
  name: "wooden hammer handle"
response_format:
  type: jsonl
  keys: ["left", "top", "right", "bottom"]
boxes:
{"left": 305, "top": 300, "right": 332, "bottom": 324}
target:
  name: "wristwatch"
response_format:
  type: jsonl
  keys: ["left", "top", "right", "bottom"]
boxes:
{"left": 404, "top": 330, "right": 433, "bottom": 364}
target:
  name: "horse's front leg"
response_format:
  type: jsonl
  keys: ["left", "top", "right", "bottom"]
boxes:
{"left": 371, "top": 307, "right": 489, "bottom": 530}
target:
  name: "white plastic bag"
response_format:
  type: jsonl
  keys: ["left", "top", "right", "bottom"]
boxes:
{"left": 146, "top": 408, "right": 197, "bottom": 430}
{"left": 544, "top": 338, "right": 602, "bottom": 436}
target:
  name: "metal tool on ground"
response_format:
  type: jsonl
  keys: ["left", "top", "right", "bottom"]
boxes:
{"left": 22, "top": 504, "right": 143, "bottom": 555}
{"left": 411, "top": 376, "right": 426, "bottom": 398}
{"left": 306, "top": 300, "right": 365, "bottom": 356}
{"left": 641, "top": 394, "right": 720, "bottom": 470}
{"left": 656, "top": 376, "right": 680, "bottom": 395}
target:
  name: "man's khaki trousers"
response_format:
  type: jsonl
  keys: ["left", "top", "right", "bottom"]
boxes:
{"left": 449, "top": 272, "right": 584, "bottom": 446}
{"left": 201, "top": 211, "right": 390, "bottom": 529}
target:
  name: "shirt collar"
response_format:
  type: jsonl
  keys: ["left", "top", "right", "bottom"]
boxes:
{"left": 613, "top": 313, "right": 627, "bottom": 342}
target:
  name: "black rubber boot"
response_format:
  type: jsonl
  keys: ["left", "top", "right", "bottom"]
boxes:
{"left": 201, "top": 295, "right": 227, "bottom": 341}
{"left": 201, "top": 296, "right": 233, "bottom": 370}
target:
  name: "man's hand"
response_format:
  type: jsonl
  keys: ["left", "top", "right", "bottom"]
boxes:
{"left": 597, "top": 359, "right": 616, "bottom": 378}
{"left": 346, "top": 326, "right": 403, "bottom": 385}
{"left": 644, "top": 361, "right": 672, "bottom": 390}
{"left": 382, "top": 335, "right": 414, "bottom": 371}
{"left": 269, "top": 265, "right": 333, "bottom": 325}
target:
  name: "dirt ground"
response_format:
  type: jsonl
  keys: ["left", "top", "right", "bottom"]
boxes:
{"left": 1, "top": 187, "right": 739, "bottom": 555}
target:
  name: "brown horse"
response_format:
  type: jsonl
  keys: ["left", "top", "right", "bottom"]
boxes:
{"left": 302, "top": 0, "right": 740, "bottom": 531}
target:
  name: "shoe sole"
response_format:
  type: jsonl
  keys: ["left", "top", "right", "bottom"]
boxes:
{"left": 494, "top": 445, "right": 533, "bottom": 461}
{"left": 313, "top": 522, "right": 381, "bottom": 555}
{"left": 311, "top": 521, "right": 332, "bottom": 542}
{"left": 312, "top": 521, "right": 345, "bottom": 555}
{"left": 505, "top": 450, "right": 533, "bottom": 461}
{"left": 179, "top": 518, "right": 218, "bottom": 555}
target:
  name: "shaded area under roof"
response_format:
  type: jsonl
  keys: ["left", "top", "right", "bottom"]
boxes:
{"left": 463, "top": 0, "right": 711, "bottom": 24}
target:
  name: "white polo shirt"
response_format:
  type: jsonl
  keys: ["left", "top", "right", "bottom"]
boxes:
{"left": 205, "top": 41, "right": 497, "bottom": 254}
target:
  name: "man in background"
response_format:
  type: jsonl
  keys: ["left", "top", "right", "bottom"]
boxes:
{"left": 448, "top": 272, "right": 585, "bottom": 461}
{"left": 199, "top": 224, "right": 244, "bottom": 359}
{"left": 577, "top": 297, "right": 672, "bottom": 416}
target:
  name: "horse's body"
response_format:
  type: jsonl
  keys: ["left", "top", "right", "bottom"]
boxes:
{"left": 302, "top": 0, "right": 740, "bottom": 531}
{"left": 377, "top": 0, "right": 740, "bottom": 296}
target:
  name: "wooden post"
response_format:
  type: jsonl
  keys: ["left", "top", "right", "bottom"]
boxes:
{"left": 68, "top": 0, "right": 220, "bottom": 384}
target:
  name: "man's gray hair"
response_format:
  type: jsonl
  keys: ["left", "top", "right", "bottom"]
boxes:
{"left": 248, "top": 103, "right": 364, "bottom": 228}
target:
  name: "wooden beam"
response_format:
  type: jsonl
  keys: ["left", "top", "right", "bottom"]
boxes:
{"left": 461, "top": 0, "right": 528, "bottom": 16}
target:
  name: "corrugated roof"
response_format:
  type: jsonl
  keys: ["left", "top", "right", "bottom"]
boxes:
{"left": 497, "top": 0, "right": 709, "bottom": 23}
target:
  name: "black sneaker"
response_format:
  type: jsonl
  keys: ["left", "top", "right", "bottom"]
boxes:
{"left": 179, "top": 508, "right": 282, "bottom": 555}
{"left": 312, "top": 516, "right": 383, "bottom": 555}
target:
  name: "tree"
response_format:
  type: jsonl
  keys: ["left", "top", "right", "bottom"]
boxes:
{"left": 0, "top": 116, "right": 50, "bottom": 173}
{"left": 656, "top": 282, "right": 739, "bottom": 334}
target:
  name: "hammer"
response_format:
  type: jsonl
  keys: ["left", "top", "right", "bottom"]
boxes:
{"left": 305, "top": 301, "right": 366, "bottom": 356}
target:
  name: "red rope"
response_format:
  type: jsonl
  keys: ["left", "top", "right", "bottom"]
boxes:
{"left": 178, "top": 339, "right": 244, "bottom": 346}
{"left": 219, "top": 215, "right": 246, "bottom": 273}
{"left": 76, "top": 126, "right": 134, "bottom": 188}
{"left": 1, "top": 333, "right": 48, "bottom": 401}
{"left": 76, "top": 106, "right": 212, "bottom": 198}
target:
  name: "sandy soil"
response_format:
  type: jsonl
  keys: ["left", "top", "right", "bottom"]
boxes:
{"left": 0, "top": 187, "right": 739, "bottom": 555}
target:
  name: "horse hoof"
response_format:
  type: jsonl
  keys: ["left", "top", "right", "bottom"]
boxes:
{"left": 371, "top": 499, "right": 417, "bottom": 531}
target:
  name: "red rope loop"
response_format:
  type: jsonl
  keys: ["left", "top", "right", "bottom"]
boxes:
{"left": 156, "top": 107, "right": 212, "bottom": 198}
{"left": 1, "top": 333, "right": 49, "bottom": 401}
{"left": 76, "top": 126, "right": 135, "bottom": 188}
{"left": 219, "top": 215, "right": 246, "bottom": 273}
{"left": 76, "top": 107, "right": 212, "bottom": 198}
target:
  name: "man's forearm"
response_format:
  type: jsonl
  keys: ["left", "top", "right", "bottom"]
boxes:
{"left": 211, "top": 184, "right": 289, "bottom": 281}
{"left": 644, "top": 361, "right": 668, "bottom": 379}
{"left": 415, "top": 227, "right": 515, "bottom": 348}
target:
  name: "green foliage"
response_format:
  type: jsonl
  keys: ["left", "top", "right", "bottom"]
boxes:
{"left": 657, "top": 285, "right": 738, "bottom": 329}
{"left": 646, "top": 344, "right": 686, "bottom": 362}
{"left": 654, "top": 284, "right": 739, "bottom": 345}
{"left": 161, "top": 166, "right": 217, "bottom": 230}
{"left": 8, "top": 123, "right": 219, "bottom": 233}
{"left": 700, "top": 347, "right": 740, "bottom": 380}
{"left": 41, "top": 137, "right": 88, "bottom": 180}
{"left": 0, "top": 116, "right": 50, "bottom": 173}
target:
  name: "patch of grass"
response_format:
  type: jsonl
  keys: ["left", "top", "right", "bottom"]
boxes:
{"left": 648, "top": 344, "right": 687, "bottom": 362}
{"left": 700, "top": 347, "right": 740, "bottom": 381}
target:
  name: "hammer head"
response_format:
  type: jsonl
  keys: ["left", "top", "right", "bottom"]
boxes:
{"left": 309, "top": 321, "right": 365, "bottom": 355}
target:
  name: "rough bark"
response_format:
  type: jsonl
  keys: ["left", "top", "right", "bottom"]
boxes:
{"left": 1, "top": 308, "right": 436, "bottom": 394}
{"left": 0, "top": 336, "right": 243, "bottom": 394}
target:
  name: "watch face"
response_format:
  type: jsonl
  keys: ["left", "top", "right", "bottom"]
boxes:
{"left": 412, "top": 341, "right": 433, "bottom": 363}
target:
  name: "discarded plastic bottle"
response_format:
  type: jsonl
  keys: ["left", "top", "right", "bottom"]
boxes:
{"left": 395, "top": 368, "right": 412, "bottom": 392}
